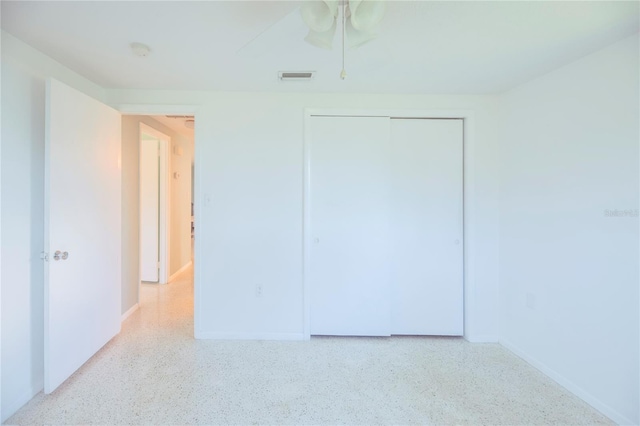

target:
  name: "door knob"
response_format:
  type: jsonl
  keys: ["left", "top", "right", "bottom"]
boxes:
{"left": 53, "top": 251, "right": 69, "bottom": 261}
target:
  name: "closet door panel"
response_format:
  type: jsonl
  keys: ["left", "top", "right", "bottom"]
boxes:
{"left": 309, "top": 116, "right": 391, "bottom": 336}
{"left": 390, "top": 119, "right": 463, "bottom": 335}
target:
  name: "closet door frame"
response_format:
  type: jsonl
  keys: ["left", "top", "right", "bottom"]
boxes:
{"left": 302, "top": 108, "right": 477, "bottom": 341}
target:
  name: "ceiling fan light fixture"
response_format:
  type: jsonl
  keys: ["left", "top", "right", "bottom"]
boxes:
{"left": 304, "top": 21, "right": 337, "bottom": 50}
{"left": 130, "top": 42, "right": 151, "bottom": 57}
{"left": 300, "top": 0, "right": 386, "bottom": 78}
{"left": 346, "top": 19, "right": 377, "bottom": 49}
{"left": 348, "top": 0, "right": 386, "bottom": 31}
{"left": 301, "top": 0, "right": 339, "bottom": 32}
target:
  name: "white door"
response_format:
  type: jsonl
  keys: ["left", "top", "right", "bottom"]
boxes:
{"left": 309, "top": 116, "right": 391, "bottom": 336}
{"left": 44, "top": 79, "right": 121, "bottom": 393}
{"left": 390, "top": 119, "right": 463, "bottom": 335}
{"left": 140, "top": 137, "right": 159, "bottom": 282}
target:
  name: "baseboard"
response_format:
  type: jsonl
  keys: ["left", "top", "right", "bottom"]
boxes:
{"left": 194, "top": 331, "right": 306, "bottom": 341}
{"left": 1, "top": 380, "right": 43, "bottom": 423}
{"left": 169, "top": 261, "right": 192, "bottom": 282}
{"left": 121, "top": 303, "right": 139, "bottom": 322}
{"left": 500, "top": 339, "right": 634, "bottom": 425}
{"left": 464, "top": 334, "right": 499, "bottom": 343}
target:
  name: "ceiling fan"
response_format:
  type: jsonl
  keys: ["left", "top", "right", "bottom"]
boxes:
{"left": 235, "top": 0, "right": 387, "bottom": 81}
{"left": 301, "top": 0, "right": 386, "bottom": 50}
{"left": 301, "top": 0, "right": 386, "bottom": 79}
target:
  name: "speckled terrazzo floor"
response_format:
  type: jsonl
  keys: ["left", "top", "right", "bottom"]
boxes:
{"left": 5, "top": 264, "right": 612, "bottom": 425}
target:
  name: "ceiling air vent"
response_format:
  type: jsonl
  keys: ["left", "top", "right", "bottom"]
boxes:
{"left": 278, "top": 71, "right": 315, "bottom": 81}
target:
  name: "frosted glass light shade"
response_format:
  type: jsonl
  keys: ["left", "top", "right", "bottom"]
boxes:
{"left": 305, "top": 21, "right": 337, "bottom": 50}
{"left": 301, "top": 0, "right": 339, "bottom": 32}
{"left": 346, "top": 19, "right": 377, "bottom": 48}
{"left": 349, "top": 0, "right": 386, "bottom": 31}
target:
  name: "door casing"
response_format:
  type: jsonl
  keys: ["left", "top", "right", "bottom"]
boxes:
{"left": 118, "top": 105, "right": 199, "bottom": 333}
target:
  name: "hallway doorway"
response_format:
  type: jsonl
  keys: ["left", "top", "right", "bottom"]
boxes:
{"left": 120, "top": 113, "right": 195, "bottom": 323}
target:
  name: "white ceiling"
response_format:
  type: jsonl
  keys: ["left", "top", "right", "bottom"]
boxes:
{"left": 1, "top": 1, "right": 638, "bottom": 94}
{"left": 150, "top": 115, "right": 195, "bottom": 139}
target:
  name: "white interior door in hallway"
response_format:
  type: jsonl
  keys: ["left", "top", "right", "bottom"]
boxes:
{"left": 44, "top": 78, "right": 121, "bottom": 393}
{"left": 308, "top": 116, "right": 463, "bottom": 337}
{"left": 139, "top": 124, "right": 170, "bottom": 284}
{"left": 140, "top": 136, "right": 160, "bottom": 283}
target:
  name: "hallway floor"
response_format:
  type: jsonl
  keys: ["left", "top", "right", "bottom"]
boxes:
{"left": 6, "top": 266, "right": 612, "bottom": 425}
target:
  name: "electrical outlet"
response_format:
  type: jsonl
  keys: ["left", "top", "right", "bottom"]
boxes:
{"left": 256, "top": 284, "right": 263, "bottom": 298}
{"left": 526, "top": 293, "right": 536, "bottom": 310}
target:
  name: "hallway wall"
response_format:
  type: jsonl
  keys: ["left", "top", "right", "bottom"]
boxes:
{"left": 169, "top": 133, "right": 194, "bottom": 277}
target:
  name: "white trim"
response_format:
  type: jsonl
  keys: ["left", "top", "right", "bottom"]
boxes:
{"left": 112, "top": 104, "right": 201, "bottom": 338}
{"left": 43, "top": 79, "right": 52, "bottom": 395}
{"left": 464, "top": 334, "right": 499, "bottom": 343}
{"left": 194, "top": 332, "right": 306, "bottom": 341}
{"left": 500, "top": 339, "right": 631, "bottom": 425}
{"left": 121, "top": 303, "right": 140, "bottom": 322}
{"left": 118, "top": 105, "right": 199, "bottom": 115}
{"left": 302, "top": 108, "right": 477, "bottom": 340}
{"left": 192, "top": 118, "right": 202, "bottom": 337}
{"left": 302, "top": 113, "right": 312, "bottom": 339}
{"left": 115, "top": 104, "right": 201, "bottom": 339}
{"left": 0, "top": 380, "right": 43, "bottom": 423}
{"left": 169, "top": 261, "right": 193, "bottom": 282}
{"left": 139, "top": 122, "right": 172, "bottom": 141}
{"left": 115, "top": 102, "right": 200, "bottom": 312}
{"left": 305, "top": 108, "right": 473, "bottom": 119}
{"left": 159, "top": 133, "right": 170, "bottom": 284}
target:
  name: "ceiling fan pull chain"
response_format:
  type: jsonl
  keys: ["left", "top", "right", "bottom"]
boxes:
{"left": 341, "top": 0, "right": 347, "bottom": 80}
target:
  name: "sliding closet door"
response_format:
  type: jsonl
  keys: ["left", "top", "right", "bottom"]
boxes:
{"left": 390, "top": 119, "right": 463, "bottom": 335}
{"left": 309, "top": 116, "right": 391, "bottom": 336}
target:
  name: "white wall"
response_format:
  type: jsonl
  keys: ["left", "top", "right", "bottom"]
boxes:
{"left": 499, "top": 34, "right": 639, "bottom": 425}
{"left": 0, "top": 31, "right": 105, "bottom": 422}
{"left": 108, "top": 90, "right": 502, "bottom": 341}
{"left": 121, "top": 115, "right": 193, "bottom": 314}
{"left": 121, "top": 116, "right": 141, "bottom": 314}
